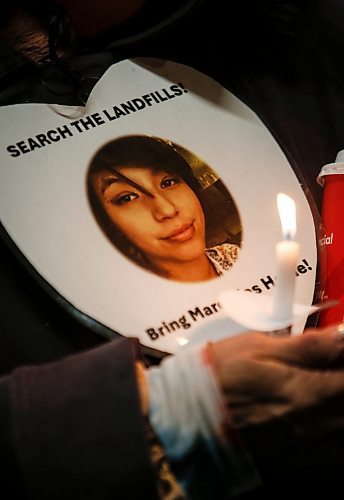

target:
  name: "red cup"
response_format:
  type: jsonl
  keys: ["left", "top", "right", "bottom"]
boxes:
{"left": 318, "top": 173, "right": 344, "bottom": 326}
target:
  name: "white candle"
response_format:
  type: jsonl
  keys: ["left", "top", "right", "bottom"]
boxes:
{"left": 272, "top": 193, "right": 300, "bottom": 322}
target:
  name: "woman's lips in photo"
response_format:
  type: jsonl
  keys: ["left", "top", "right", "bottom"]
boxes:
{"left": 162, "top": 222, "right": 195, "bottom": 242}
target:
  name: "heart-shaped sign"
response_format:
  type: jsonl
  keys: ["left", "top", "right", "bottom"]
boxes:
{"left": 0, "top": 58, "right": 317, "bottom": 354}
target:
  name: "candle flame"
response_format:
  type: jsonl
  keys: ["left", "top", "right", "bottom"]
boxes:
{"left": 277, "top": 193, "right": 296, "bottom": 240}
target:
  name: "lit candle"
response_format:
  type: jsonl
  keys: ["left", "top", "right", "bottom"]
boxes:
{"left": 272, "top": 193, "right": 300, "bottom": 322}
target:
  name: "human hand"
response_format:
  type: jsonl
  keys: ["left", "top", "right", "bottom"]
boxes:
{"left": 209, "top": 324, "right": 344, "bottom": 480}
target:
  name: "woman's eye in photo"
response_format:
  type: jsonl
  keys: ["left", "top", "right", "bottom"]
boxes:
{"left": 160, "top": 176, "right": 181, "bottom": 189}
{"left": 112, "top": 192, "right": 139, "bottom": 206}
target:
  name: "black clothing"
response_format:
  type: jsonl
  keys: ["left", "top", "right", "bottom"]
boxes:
{"left": 0, "top": 337, "right": 159, "bottom": 499}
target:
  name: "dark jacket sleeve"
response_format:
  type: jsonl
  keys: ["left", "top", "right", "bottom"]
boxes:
{"left": 0, "top": 338, "right": 159, "bottom": 500}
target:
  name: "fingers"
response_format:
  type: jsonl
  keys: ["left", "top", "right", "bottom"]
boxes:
{"left": 212, "top": 324, "right": 344, "bottom": 373}
{"left": 267, "top": 323, "right": 344, "bottom": 368}
{"left": 283, "top": 368, "right": 344, "bottom": 412}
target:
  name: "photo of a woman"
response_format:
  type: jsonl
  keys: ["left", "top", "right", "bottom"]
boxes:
{"left": 86, "top": 135, "right": 241, "bottom": 282}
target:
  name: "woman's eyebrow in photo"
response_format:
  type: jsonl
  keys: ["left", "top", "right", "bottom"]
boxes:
{"left": 105, "top": 168, "right": 153, "bottom": 198}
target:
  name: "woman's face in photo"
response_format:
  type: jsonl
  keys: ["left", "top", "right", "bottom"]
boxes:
{"left": 95, "top": 166, "right": 206, "bottom": 270}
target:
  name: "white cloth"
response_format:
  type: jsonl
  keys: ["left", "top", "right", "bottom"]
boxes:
{"left": 146, "top": 343, "right": 261, "bottom": 497}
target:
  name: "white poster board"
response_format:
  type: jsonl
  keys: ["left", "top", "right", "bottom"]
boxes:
{"left": 0, "top": 58, "right": 317, "bottom": 353}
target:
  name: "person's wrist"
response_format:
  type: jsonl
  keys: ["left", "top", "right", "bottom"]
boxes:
{"left": 135, "top": 361, "right": 149, "bottom": 416}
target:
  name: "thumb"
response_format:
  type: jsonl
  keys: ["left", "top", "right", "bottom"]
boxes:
{"left": 268, "top": 323, "right": 344, "bottom": 368}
